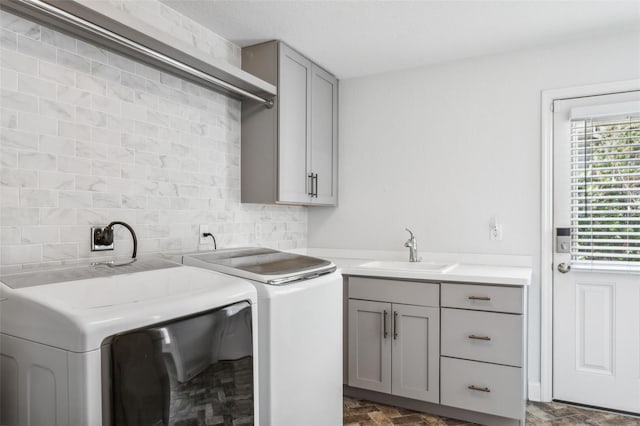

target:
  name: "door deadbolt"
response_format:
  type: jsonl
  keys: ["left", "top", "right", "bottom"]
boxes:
{"left": 556, "top": 227, "right": 570, "bottom": 253}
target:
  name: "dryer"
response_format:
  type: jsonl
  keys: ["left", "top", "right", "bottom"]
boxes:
{"left": 175, "top": 248, "right": 343, "bottom": 426}
{"left": 0, "top": 257, "right": 258, "bottom": 426}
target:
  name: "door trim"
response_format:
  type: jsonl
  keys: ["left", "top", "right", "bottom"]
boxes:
{"left": 539, "top": 79, "right": 640, "bottom": 402}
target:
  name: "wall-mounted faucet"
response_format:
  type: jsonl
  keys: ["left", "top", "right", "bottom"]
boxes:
{"left": 404, "top": 228, "right": 422, "bottom": 262}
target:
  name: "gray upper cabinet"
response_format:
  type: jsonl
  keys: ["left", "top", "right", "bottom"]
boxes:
{"left": 241, "top": 41, "right": 338, "bottom": 206}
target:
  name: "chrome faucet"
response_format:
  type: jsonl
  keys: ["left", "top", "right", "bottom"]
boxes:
{"left": 404, "top": 228, "right": 421, "bottom": 262}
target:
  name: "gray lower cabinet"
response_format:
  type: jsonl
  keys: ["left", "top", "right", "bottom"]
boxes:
{"left": 348, "top": 278, "right": 440, "bottom": 404}
{"left": 440, "top": 283, "right": 527, "bottom": 423}
{"left": 346, "top": 276, "right": 527, "bottom": 426}
{"left": 241, "top": 40, "right": 338, "bottom": 206}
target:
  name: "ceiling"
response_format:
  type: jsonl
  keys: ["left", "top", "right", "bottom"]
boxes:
{"left": 162, "top": 1, "right": 640, "bottom": 79}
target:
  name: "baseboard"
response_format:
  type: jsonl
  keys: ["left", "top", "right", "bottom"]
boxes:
{"left": 528, "top": 381, "right": 541, "bottom": 402}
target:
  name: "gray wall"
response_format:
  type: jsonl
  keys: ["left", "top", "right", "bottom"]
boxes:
{"left": 308, "top": 30, "right": 640, "bottom": 388}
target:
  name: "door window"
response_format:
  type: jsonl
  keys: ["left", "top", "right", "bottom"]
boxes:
{"left": 570, "top": 107, "right": 640, "bottom": 267}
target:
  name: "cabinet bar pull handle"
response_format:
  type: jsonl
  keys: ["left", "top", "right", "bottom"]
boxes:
{"left": 468, "top": 296, "right": 491, "bottom": 301}
{"left": 383, "top": 310, "right": 388, "bottom": 339}
{"left": 313, "top": 173, "right": 318, "bottom": 198}
{"left": 393, "top": 311, "right": 398, "bottom": 340}
{"left": 468, "top": 335, "right": 491, "bottom": 341}
{"left": 468, "top": 385, "right": 491, "bottom": 393}
{"left": 307, "top": 173, "right": 314, "bottom": 196}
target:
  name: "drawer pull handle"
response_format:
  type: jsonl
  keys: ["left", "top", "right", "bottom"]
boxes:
{"left": 468, "top": 385, "right": 491, "bottom": 393}
{"left": 383, "top": 310, "right": 388, "bottom": 339}
{"left": 468, "top": 296, "right": 491, "bottom": 301}
{"left": 468, "top": 335, "right": 491, "bottom": 341}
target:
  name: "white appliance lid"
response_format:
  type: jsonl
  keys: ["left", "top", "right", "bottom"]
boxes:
{"left": 0, "top": 257, "right": 257, "bottom": 352}
{"left": 184, "top": 247, "right": 336, "bottom": 285}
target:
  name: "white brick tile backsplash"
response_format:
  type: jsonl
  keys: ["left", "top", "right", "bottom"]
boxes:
{"left": 18, "top": 152, "right": 56, "bottom": 171}
{"left": 0, "top": 147, "right": 18, "bottom": 168}
{"left": 1, "top": 68, "right": 18, "bottom": 92}
{"left": 57, "top": 155, "right": 91, "bottom": 175}
{"left": 17, "top": 112, "right": 57, "bottom": 136}
{"left": 1, "top": 168, "right": 37, "bottom": 187}
{"left": 58, "top": 191, "right": 92, "bottom": 208}
{"left": 18, "top": 73, "right": 57, "bottom": 99}
{"left": 0, "top": 29, "right": 17, "bottom": 50}
{"left": 39, "top": 98, "right": 75, "bottom": 120}
{"left": 39, "top": 61, "right": 75, "bottom": 86}
{"left": 92, "top": 192, "right": 121, "bottom": 208}
{"left": 107, "top": 52, "right": 136, "bottom": 73}
{"left": 1, "top": 207, "right": 39, "bottom": 226}
{"left": 0, "top": 11, "right": 40, "bottom": 39}
{"left": 1, "top": 244, "right": 41, "bottom": 264}
{"left": 91, "top": 159, "right": 120, "bottom": 177}
{"left": 0, "top": 187, "right": 19, "bottom": 207}
{"left": 0, "top": 226, "right": 21, "bottom": 244}
{"left": 0, "top": 48, "right": 37, "bottom": 74}
{"left": 38, "top": 171, "right": 75, "bottom": 190}
{"left": 77, "top": 73, "right": 106, "bottom": 95}
{"left": 21, "top": 226, "right": 58, "bottom": 243}
{"left": 0, "top": 8, "right": 307, "bottom": 268}
{"left": 39, "top": 135, "right": 75, "bottom": 156}
{"left": 1, "top": 89, "right": 38, "bottom": 113}
{"left": 17, "top": 34, "right": 57, "bottom": 63}
{"left": 1, "top": 108, "right": 17, "bottom": 129}
{"left": 57, "top": 86, "right": 91, "bottom": 107}
{"left": 76, "top": 141, "right": 108, "bottom": 159}
{"left": 39, "top": 208, "right": 76, "bottom": 225}
{"left": 43, "top": 242, "right": 78, "bottom": 261}
{"left": 41, "top": 27, "right": 77, "bottom": 52}
{"left": 57, "top": 49, "right": 91, "bottom": 73}
{"left": 77, "top": 40, "right": 108, "bottom": 63}
{"left": 20, "top": 189, "right": 57, "bottom": 207}
{"left": 58, "top": 121, "right": 90, "bottom": 140}
{"left": 75, "top": 175, "right": 107, "bottom": 192}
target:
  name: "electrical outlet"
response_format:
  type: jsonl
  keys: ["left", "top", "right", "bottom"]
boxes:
{"left": 490, "top": 224, "right": 503, "bottom": 241}
{"left": 91, "top": 227, "right": 114, "bottom": 251}
{"left": 489, "top": 217, "right": 503, "bottom": 241}
{"left": 255, "top": 223, "right": 262, "bottom": 241}
{"left": 199, "top": 225, "right": 209, "bottom": 245}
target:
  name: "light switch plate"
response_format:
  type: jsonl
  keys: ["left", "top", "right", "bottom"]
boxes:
{"left": 91, "top": 227, "right": 114, "bottom": 251}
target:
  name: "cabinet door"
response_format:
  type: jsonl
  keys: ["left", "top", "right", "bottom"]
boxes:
{"left": 278, "top": 44, "right": 312, "bottom": 203}
{"left": 348, "top": 299, "right": 392, "bottom": 393}
{"left": 309, "top": 64, "right": 338, "bottom": 205}
{"left": 391, "top": 304, "right": 440, "bottom": 403}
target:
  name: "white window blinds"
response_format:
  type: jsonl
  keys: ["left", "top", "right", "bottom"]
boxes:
{"left": 570, "top": 110, "right": 640, "bottom": 266}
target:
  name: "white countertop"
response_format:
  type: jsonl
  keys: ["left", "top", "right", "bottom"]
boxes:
{"left": 290, "top": 248, "right": 532, "bottom": 286}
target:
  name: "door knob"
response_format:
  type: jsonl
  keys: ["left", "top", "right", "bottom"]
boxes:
{"left": 557, "top": 262, "right": 571, "bottom": 273}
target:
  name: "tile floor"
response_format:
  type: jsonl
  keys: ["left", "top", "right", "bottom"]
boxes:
{"left": 344, "top": 397, "right": 640, "bottom": 425}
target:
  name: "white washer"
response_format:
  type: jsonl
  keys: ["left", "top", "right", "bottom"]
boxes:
{"left": 177, "top": 248, "right": 343, "bottom": 426}
{"left": 0, "top": 257, "right": 258, "bottom": 426}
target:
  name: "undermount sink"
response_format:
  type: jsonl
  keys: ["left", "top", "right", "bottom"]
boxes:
{"left": 359, "top": 260, "right": 458, "bottom": 273}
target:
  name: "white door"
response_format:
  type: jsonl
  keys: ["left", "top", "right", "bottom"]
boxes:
{"left": 553, "top": 91, "right": 640, "bottom": 412}
{"left": 348, "top": 299, "right": 392, "bottom": 393}
{"left": 391, "top": 304, "right": 439, "bottom": 403}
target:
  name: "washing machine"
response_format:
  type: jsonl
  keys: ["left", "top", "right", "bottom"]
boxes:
{"left": 0, "top": 257, "right": 258, "bottom": 426}
{"left": 174, "top": 248, "right": 343, "bottom": 426}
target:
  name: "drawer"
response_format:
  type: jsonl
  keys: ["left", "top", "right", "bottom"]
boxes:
{"left": 441, "top": 283, "right": 523, "bottom": 314}
{"left": 441, "top": 357, "right": 524, "bottom": 420}
{"left": 348, "top": 277, "right": 439, "bottom": 307}
{"left": 441, "top": 308, "right": 522, "bottom": 367}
